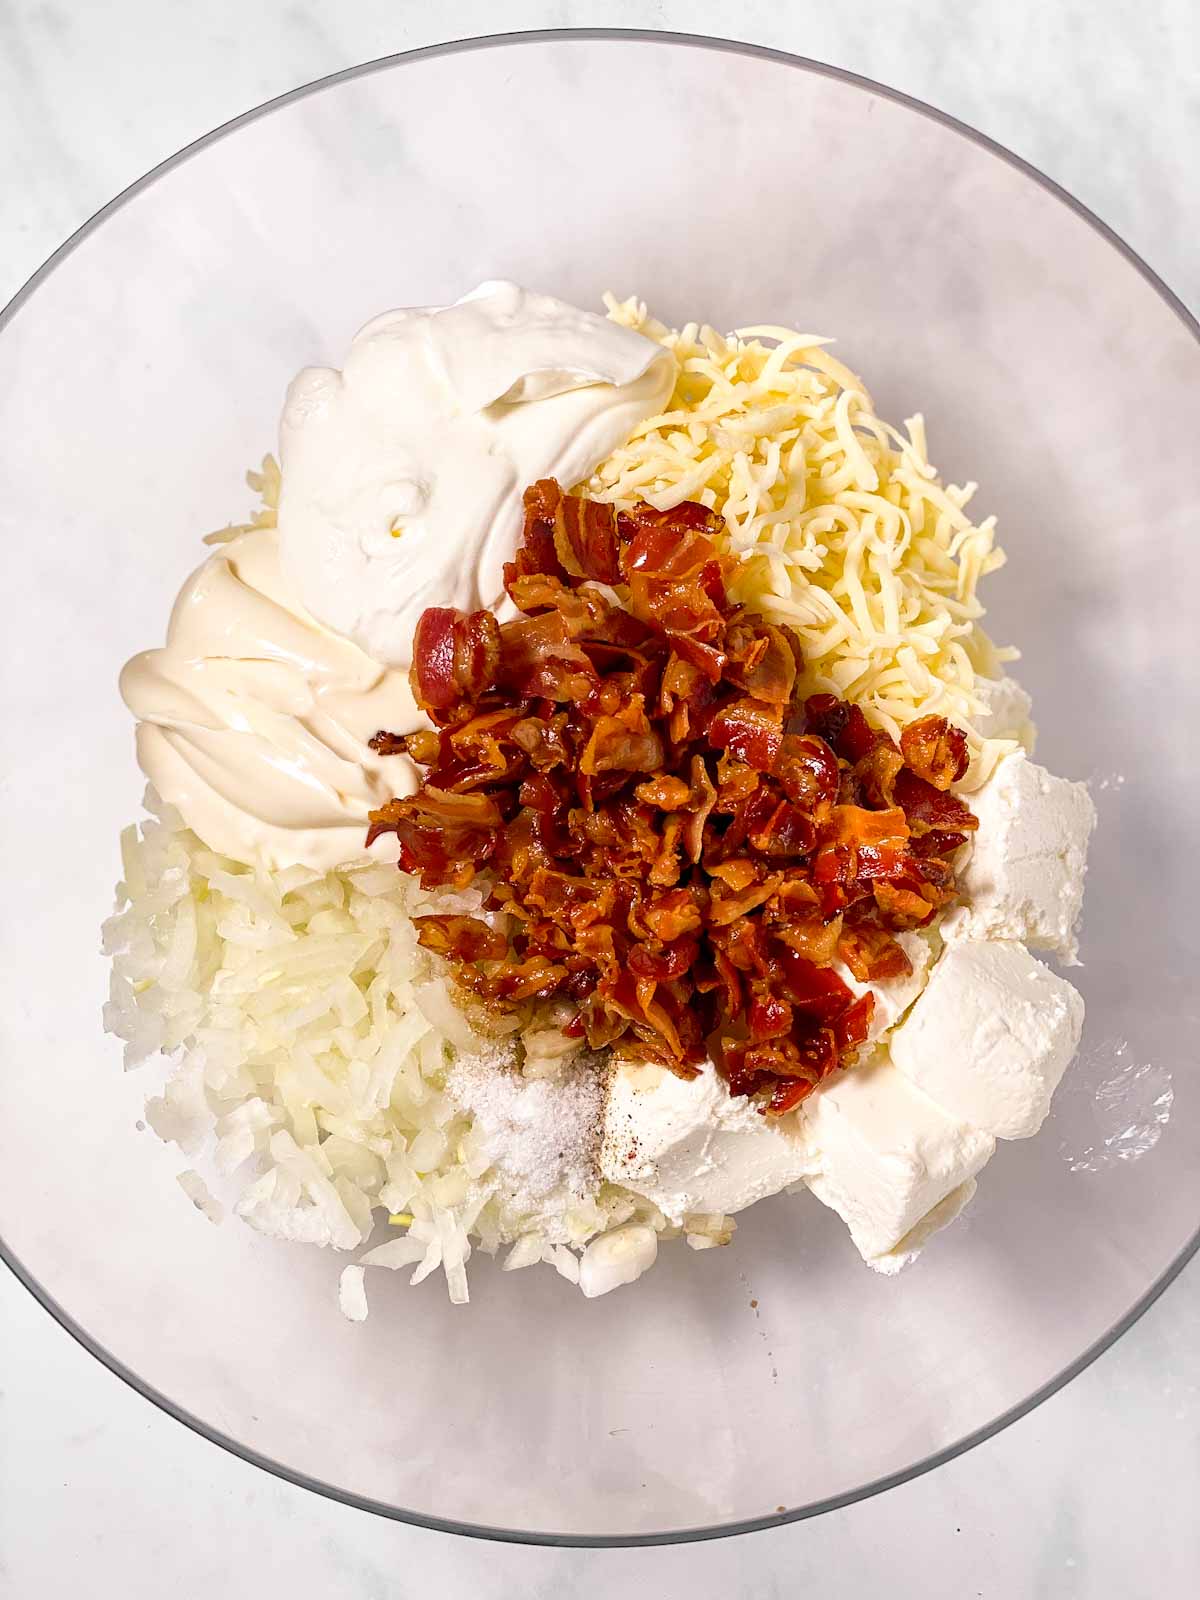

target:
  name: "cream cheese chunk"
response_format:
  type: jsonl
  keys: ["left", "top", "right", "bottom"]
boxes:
{"left": 799, "top": 1059, "right": 995, "bottom": 1269}
{"left": 600, "top": 1059, "right": 815, "bottom": 1225}
{"left": 889, "top": 940, "right": 1084, "bottom": 1140}
{"left": 866, "top": 1178, "right": 981, "bottom": 1276}
{"left": 941, "top": 751, "right": 1096, "bottom": 961}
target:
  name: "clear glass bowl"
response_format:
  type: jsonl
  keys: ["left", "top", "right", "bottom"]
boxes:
{"left": 1, "top": 31, "right": 1197, "bottom": 1547}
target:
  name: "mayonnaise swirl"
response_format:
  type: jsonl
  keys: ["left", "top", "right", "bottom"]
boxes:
{"left": 277, "top": 280, "right": 674, "bottom": 667}
{"left": 124, "top": 282, "right": 673, "bottom": 870}
{"left": 120, "top": 528, "right": 422, "bottom": 873}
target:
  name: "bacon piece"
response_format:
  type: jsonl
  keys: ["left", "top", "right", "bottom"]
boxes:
{"left": 367, "top": 787, "right": 501, "bottom": 889}
{"left": 770, "top": 905, "right": 843, "bottom": 965}
{"left": 708, "top": 697, "right": 784, "bottom": 771}
{"left": 550, "top": 490, "right": 622, "bottom": 584}
{"left": 628, "top": 573, "right": 727, "bottom": 672}
{"left": 666, "top": 678, "right": 715, "bottom": 747}
{"left": 764, "top": 1078, "right": 817, "bottom": 1116}
{"left": 579, "top": 696, "right": 664, "bottom": 776}
{"left": 648, "top": 815, "right": 684, "bottom": 888}
{"left": 414, "top": 915, "right": 507, "bottom": 963}
{"left": 900, "top": 715, "right": 970, "bottom": 790}
{"left": 911, "top": 827, "right": 970, "bottom": 858}
{"left": 853, "top": 741, "right": 905, "bottom": 808}
{"left": 722, "top": 1032, "right": 839, "bottom": 1106}
{"left": 506, "top": 571, "right": 597, "bottom": 619}
{"left": 748, "top": 989, "right": 793, "bottom": 1042}
{"left": 768, "top": 946, "right": 855, "bottom": 1022}
{"left": 634, "top": 774, "right": 692, "bottom": 810}
{"left": 724, "top": 618, "right": 798, "bottom": 704}
{"left": 523, "top": 867, "right": 603, "bottom": 914}
{"left": 505, "top": 480, "right": 571, "bottom": 597}
{"left": 709, "top": 858, "right": 758, "bottom": 892}
{"left": 805, "top": 695, "right": 883, "bottom": 763}
{"left": 873, "top": 880, "right": 937, "bottom": 926}
{"left": 834, "top": 992, "right": 875, "bottom": 1053}
{"left": 627, "top": 935, "right": 700, "bottom": 982}
{"left": 429, "top": 709, "right": 526, "bottom": 792}
{"left": 708, "top": 874, "right": 783, "bottom": 926}
{"left": 368, "top": 729, "right": 409, "bottom": 757}
{"left": 774, "top": 733, "right": 839, "bottom": 812}
{"left": 478, "top": 956, "right": 569, "bottom": 1002}
{"left": 619, "top": 512, "right": 733, "bottom": 680}
{"left": 710, "top": 785, "right": 778, "bottom": 862}
{"left": 498, "top": 611, "right": 596, "bottom": 702}
{"left": 708, "top": 916, "right": 770, "bottom": 977}
{"left": 714, "top": 755, "right": 760, "bottom": 811}
{"left": 837, "top": 919, "right": 913, "bottom": 983}
{"left": 619, "top": 496, "right": 723, "bottom": 533}
{"left": 822, "top": 804, "right": 910, "bottom": 851}
{"left": 641, "top": 888, "right": 705, "bottom": 941}
{"left": 748, "top": 797, "right": 817, "bottom": 858}
{"left": 510, "top": 712, "right": 571, "bottom": 771}
{"left": 893, "top": 768, "right": 979, "bottom": 835}
{"left": 658, "top": 651, "right": 704, "bottom": 717}
{"left": 680, "top": 755, "right": 718, "bottom": 864}
{"left": 410, "top": 608, "right": 501, "bottom": 722}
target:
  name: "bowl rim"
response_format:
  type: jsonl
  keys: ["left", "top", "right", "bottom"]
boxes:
{"left": 2, "top": 25, "right": 1197, "bottom": 1550}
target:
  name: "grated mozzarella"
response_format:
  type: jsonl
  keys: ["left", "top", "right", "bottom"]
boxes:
{"left": 591, "top": 296, "right": 1020, "bottom": 785}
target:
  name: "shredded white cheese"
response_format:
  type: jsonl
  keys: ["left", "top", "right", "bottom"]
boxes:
{"left": 591, "top": 296, "right": 1019, "bottom": 785}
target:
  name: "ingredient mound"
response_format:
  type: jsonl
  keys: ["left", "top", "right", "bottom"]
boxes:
{"left": 367, "top": 479, "right": 977, "bottom": 1114}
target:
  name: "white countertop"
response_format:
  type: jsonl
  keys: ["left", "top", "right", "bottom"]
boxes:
{"left": 2, "top": 2, "right": 1197, "bottom": 1594}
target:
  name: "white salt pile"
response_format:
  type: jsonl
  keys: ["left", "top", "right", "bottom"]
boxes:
{"left": 447, "top": 1048, "right": 607, "bottom": 1220}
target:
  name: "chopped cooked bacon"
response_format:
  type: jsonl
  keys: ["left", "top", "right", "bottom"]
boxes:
{"left": 837, "top": 917, "right": 913, "bottom": 983}
{"left": 640, "top": 887, "right": 705, "bottom": 941}
{"left": 774, "top": 733, "right": 840, "bottom": 812}
{"left": 708, "top": 874, "right": 782, "bottom": 925}
{"left": 617, "top": 511, "right": 732, "bottom": 683}
{"left": 852, "top": 741, "right": 906, "bottom": 807}
{"left": 707, "top": 697, "right": 784, "bottom": 771}
{"left": 367, "top": 729, "right": 409, "bottom": 757}
{"left": 504, "top": 481, "right": 570, "bottom": 598}
{"left": 554, "top": 488, "right": 622, "bottom": 584}
{"left": 680, "top": 754, "right": 718, "bottom": 864}
{"left": 579, "top": 696, "right": 664, "bottom": 776}
{"left": 410, "top": 608, "right": 501, "bottom": 720}
{"left": 505, "top": 572, "right": 580, "bottom": 617}
{"left": 892, "top": 768, "right": 979, "bottom": 835}
{"left": 414, "top": 914, "right": 508, "bottom": 963}
{"left": 873, "top": 880, "right": 937, "bottom": 926}
{"left": 498, "top": 611, "right": 596, "bottom": 703}
{"left": 634, "top": 773, "right": 692, "bottom": 810}
{"left": 724, "top": 618, "right": 797, "bottom": 704}
{"left": 900, "top": 715, "right": 970, "bottom": 790}
{"left": 772, "top": 910, "right": 843, "bottom": 967}
{"left": 369, "top": 480, "right": 974, "bottom": 1111}
{"left": 510, "top": 712, "right": 570, "bottom": 770}
{"left": 367, "top": 786, "right": 501, "bottom": 889}
{"left": 805, "top": 695, "right": 882, "bottom": 763}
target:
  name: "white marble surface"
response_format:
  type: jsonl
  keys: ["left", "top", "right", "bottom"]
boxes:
{"left": 1, "top": 1, "right": 1197, "bottom": 1594}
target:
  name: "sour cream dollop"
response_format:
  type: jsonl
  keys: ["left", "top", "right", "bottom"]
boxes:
{"left": 120, "top": 527, "right": 422, "bottom": 873}
{"left": 276, "top": 280, "right": 675, "bottom": 666}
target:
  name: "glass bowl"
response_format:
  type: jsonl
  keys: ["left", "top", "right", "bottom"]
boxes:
{"left": 1, "top": 30, "right": 1197, "bottom": 1547}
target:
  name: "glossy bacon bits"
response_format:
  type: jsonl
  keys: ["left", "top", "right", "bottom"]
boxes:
{"left": 368, "top": 480, "right": 977, "bottom": 1114}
